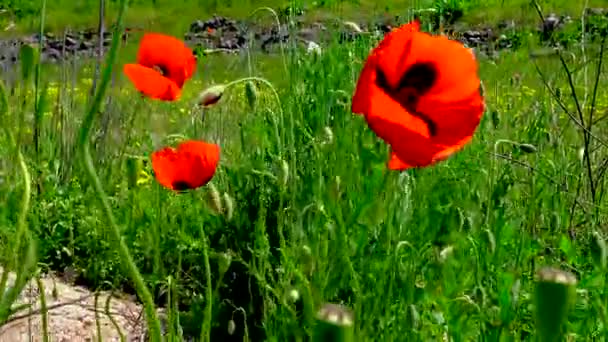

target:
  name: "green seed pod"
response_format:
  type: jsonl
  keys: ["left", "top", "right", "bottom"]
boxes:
{"left": 244, "top": 81, "right": 257, "bottom": 110}
{"left": 518, "top": 143, "right": 537, "bottom": 154}
{"left": 125, "top": 156, "right": 143, "bottom": 189}
{"left": 222, "top": 192, "right": 234, "bottom": 222}
{"left": 313, "top": 303, "right": 354, "bottom": 342}
{"left": 535, "top": 267, "right": 577, "bottom": 342}
{"left": 206, "top": 183, "right": 223, "bottom": 215}
{"left": 591, "top": 231, "right": 607, "bottom": 269}
{"left": 198, "top": 84, "right": 226, "bottom": 107}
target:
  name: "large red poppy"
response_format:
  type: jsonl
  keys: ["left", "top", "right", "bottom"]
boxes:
{"left": 351, "top": 19, "right": 485, "bottom": 170}
{"left": 151, "top": 140, "right": 220, "bottom": 191}
{"left": 123, "top": 33, "right": 197, "bottom": 101}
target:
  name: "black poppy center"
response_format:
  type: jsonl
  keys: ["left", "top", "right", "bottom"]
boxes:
{"left": 153, "top": 64, "right": 169, "bottom": 77}
{"left": 172, "top": 180, "right": 193, "bottom": 191}
{"left": 376, "top": 62, "right": 438, "bottom": 136}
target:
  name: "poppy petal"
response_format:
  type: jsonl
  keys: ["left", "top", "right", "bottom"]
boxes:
{"left": 136, "top": 33, "right": 197, "bottom": 88}
{"left": 372, "top": 20, "right": 421, "bottom": 90}
{"left": 177, "top": 140, "right": 220, "bottom": 188}
{"left": 388, "top": 150, "right": 414, "bottom": 170}
{"left": 407, "top": 32, "right": 481, "bottom": 104}
{"left": 151, "top": 147, "right": 180, "bottom": 190}
{"left": 123, "top": 64, "right": 181, "bottom": 101}
{"left": 151, "top": 140, "right": 220, "bottom": 192}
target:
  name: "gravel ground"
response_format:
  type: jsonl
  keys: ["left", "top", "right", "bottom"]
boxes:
{"left": 0, "top": 267, "right": 154, "bottom": 342}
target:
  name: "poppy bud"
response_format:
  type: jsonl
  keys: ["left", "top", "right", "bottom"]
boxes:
{"left": 535, "top": 267, "right": 577, "bottom": 342}
{"left": 198, "top": 84, "right": 226, "bottom": 107}
{"left": 244, "top": 81, "right": 257, "bottom": 110}
{"left": 125, "top": 156, "right": 143, "bottom": 189}
{"left": 227, "top": 319, "right": 236, "bottom": 335}
{"left": 482, "top": 229, "right": 496, "bottom": 254}
{"left": 591, "top": 231, "right": 607, "bottom": 269}
{"left": 577, "top": 147, "right": 585, "bottom": 162}
{"left": 313, "top": 303, "right": 354, "bottom": 342}
{"left": 518, "top": 143, "right": 537, "bottom": 154}
{"left": 218, "top": 251, "right": 232, "bottom": 276}
{"left": 206, "top": 183, "right": 222, "bottom": 214}
{"left": 280, "top": 159, "right": 289, "bottom": 187}
{"left": 222, "top": 192, "right": 234, "bottom": 222}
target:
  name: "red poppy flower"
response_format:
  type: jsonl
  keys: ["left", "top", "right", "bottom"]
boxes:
{"left": 351, "top": 19, "right": 485, "bottom": 170}
{"left": 151, "top": 140, "right": 220, "bottom": 191}
{"left": 123, "top": 33, "right": 197, "bottom": 101}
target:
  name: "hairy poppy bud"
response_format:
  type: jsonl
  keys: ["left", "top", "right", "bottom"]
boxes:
{"left": 518, "top": 143, "right": 537, "bottom": 154}
{"left": 313, "top": 303, "right": 354, "bottom": 342}
{"left": 227, "top": 319, "right": 236, "bottom": 335}
{"left": 198, "top": 84, "right": 226, "bottom": 107}
{"left": 577, "top": 147, "right": 585, "bottom": 162}
{"left": 218, "top": 251, "right": 232, "bottom": 277}
{"left": 535, "top": 267, "right": 577, "bottom": 342}
{"left": 482, "top": 229, "right": 496, "bottom": 254}
{"left": 206, "top": 183, "right": 222, "bottom": 214}
{"left": 222, "top": 192, "right": 234, "bottom": 222}
{"left": 244, "top": 81, "right": 257, "bottom": 110}
{"left": 280, "top": 159, "right": 289, "bottom": 187}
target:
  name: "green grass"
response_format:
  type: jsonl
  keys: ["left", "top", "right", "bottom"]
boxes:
{"left": 1, "top": 0, "right": 608, "bottom": 341}
{"left": 2, "top": 0, "right": 608, "bottom": 36}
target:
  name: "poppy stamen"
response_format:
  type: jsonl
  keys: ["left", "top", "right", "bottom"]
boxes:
{"left": 153, "top": 65, "right": 169, "bottom": 76}
{"left": 376, "top": 64, "right": 438, "bottom": 137}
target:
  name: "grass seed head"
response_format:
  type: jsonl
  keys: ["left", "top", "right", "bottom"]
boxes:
{"left": 206, "top": 183, "right": 223, "bottom": 214}
{"left": 222, "top": 192, "right": 234, "bottom": 221}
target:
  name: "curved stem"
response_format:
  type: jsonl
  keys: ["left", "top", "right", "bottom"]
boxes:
{"left": 224, "top": 76, "right": 286, "bottom": 158}
{"left": 248, "top": 6, "right": 288, "bottom": 74}
{"left": 76, "top": 0, "right": 163, "bottom": 340}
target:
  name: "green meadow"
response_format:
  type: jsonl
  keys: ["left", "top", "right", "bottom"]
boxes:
{"left": 0, "top": 0, "right": 607, "bottom": 341}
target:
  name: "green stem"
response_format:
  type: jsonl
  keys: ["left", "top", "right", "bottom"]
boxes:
{"left": 199, "top": 224, "right": 213, "bottom": 342}
{"left": 76, "top": 0, "right": 162, "bottom": 340}
{"left": 224, "top": 76, "right": 285, "bottom": 157}
{"left": 247, "top": 7, "right": 288, "bottom": 74}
